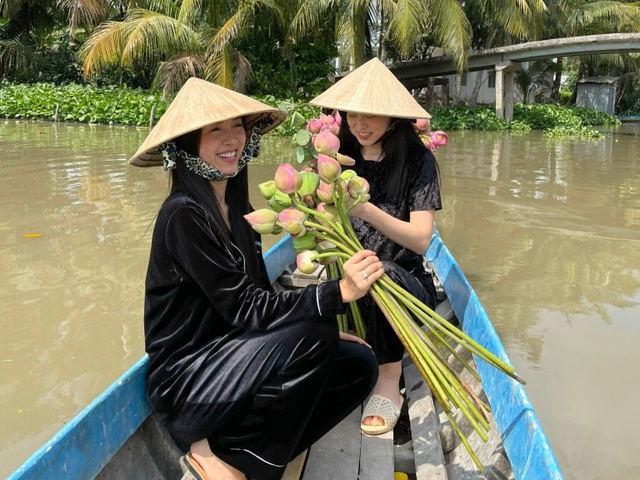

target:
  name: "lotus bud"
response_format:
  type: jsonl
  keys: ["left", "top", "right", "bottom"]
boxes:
{"left": 292, "top": 234, "right": 317, "bottom": 253}
{"left": 278, "top": 208, "right": 307, "bottom": 235}
{"left": 317, "top": 154, "right": 342, "bottom": 184}
{"left": 340, "top": 169, "right": 357, "bottom": 181}
{"left": 315, "top": 241, "right": 338, "bottom": 265}
{"left": 420, "top": 134, "right": 434, "bottom": 151}
{"left": 274, "top": 163, "right": 302, "bottom": 195}
{"left": 415, "top": 118, "right": 430, "bottom": 132}
{"left": 334, "top": 111, "right": 342, "bottom": 126}
{"left": 268, "top": 189, "right": 292, "bottom": 212}
{"left": 297, "top": 250, "right": 319, "bottom": 274}
{"left": 244, "top": 209, "right": 278, "bottom": 234}
{"left": 431, "top": 130, "right": 449, "bottom": 147}
{"left": 347, "top": 176, "right": 370, "bottom": 198}
{"left": 258, "top": 180, "right": 277, "bottom": 200}
{"left": 313, "top": 130, "right": 340, "bottom": 156}
{"left": 320, "top": 113, "right": 335, "bottom": 125}
{"left": 317, "top": 203, "right": 340, "bottom": 228}
{"left": 316, "top": 181, "right": 334, "bottom": 204}
{"left": 335, "top": 153, "right": 356, "bottom": 166}
{"left": 306, "top": 119, "right": 323, "bottom": 134}
{"left": 321, "top": 122, "right": 340, "bottom": 136}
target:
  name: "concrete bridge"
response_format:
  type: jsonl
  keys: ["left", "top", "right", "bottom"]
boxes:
{"left": 388, "top": 33, "right": 640, "bottom": 120}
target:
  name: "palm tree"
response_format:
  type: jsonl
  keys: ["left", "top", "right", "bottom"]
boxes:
{"left": 80, "top": 0, "right": 284, "bottom": 93}
{"left": 290, "top": 0, "right": 473, "bottom": 71}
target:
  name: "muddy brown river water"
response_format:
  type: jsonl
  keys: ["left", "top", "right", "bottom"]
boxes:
{"left": 1, "top": 119, "right": 639, "bottom": 479}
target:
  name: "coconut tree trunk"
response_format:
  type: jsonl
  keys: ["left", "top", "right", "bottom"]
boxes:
{"left": 454, "top": 74, "right": 462, "bottom": 104}
{"left": 551, "top": 58, "right": 563, "bottom": 102}
{"left": 569, "top": 60, "right": 587, "bottom": 105}
{"left": 469, "top": 71, "right": 484, "bottom": 106}
{"left": 18, "top": 2, "right": 31, "bottom": 46}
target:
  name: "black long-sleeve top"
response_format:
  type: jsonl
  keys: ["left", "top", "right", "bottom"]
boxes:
{"left": 143, "top": 191, "right": 346, "bottom": 416}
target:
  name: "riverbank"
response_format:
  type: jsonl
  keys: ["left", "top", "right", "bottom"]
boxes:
{"left": 0, "top": 81, "right": 621, "bottom": 137}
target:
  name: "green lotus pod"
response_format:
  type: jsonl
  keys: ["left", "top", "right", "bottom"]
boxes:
{"left": 258, "top": 180, "right": 277, "bottom": 200}
{"left": 268, "top": 189, "right": 292, "bottom": 212}
{"left": 295, "top": 129, "right": 312, "bottom": 146}
{"left": 290, "top": 111, "right": 307, "bottom": 127}
{"left": 292, "top": 234, "right": 317, "bottom": 253}
{"left": 340, "top": 169, "right": 357, "bottom": 181}
{"left": 297, "top": 171, "right": 320, "bottom": 197}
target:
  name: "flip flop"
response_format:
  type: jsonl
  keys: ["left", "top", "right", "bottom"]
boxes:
{"left": 361, "top": 393, "right": 404, "bottom": 436}
{"left": 180, "top": 452, "right": 207, "bottom": 480}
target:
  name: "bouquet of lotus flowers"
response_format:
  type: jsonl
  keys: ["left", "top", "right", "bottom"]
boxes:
{"left": 245, "top": 112, "right": 523, "bottom": 469}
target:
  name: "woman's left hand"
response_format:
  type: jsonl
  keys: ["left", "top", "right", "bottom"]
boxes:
{"left": 339, "top": 331, "right": 371, "bottom": 348}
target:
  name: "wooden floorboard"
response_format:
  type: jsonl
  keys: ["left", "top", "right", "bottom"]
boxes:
{"left": 301, "top": 407, "right": 362, "bottom": 479}
{"left": 402, "top": 355, "right": 448, "bottom": 480}
{"left": 282, "top": 451, "right": 308, "bottom": 480}
{"left": 359, "top": 429, "right": 394, "bottom": 480}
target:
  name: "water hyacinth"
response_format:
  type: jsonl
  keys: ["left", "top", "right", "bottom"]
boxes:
{"left": 247, "top": 113, "right": 523, "bottom": 470}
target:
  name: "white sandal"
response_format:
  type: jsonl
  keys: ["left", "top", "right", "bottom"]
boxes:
{"left": 361, "top": 394, "right": 403, "bottom": 435}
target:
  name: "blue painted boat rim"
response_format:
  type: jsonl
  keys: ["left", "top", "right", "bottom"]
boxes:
{"left": 426, "top": 232, "right": 564, "bottom": 479}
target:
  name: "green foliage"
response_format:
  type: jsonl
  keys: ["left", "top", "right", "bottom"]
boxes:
{"left": 254, "top": 94, "right": 321, "bottom": 136}
{"left": 0, "top": 82, "right": 168, "bottom": 126}
{"left": 427, "top": 103, "right": 619, "bottom": 138}
{"left": 430, "top": 105, "right": 509, "bottom": 131}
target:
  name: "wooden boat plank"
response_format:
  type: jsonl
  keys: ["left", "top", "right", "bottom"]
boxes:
{"left": 426, "top": 234, "right": 562, "bottom": 480}
{"left": 359, "top": 429, "right": 394, "bottom": 480}
{"left": 402, "top": 356, "right": 448, "bottom": 480}
{"left": 301, "top": 407, "right": 361, "bottom": 479}
{"left": 282, "top": 451, "right": 308, "bottom": 480}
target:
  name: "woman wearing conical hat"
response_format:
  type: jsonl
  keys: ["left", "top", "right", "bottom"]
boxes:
{"left": 311, "top": 58, "right": 442, "bottom": 436}
{"left": 134, "top": 78, "right": 383, "bottom": 480}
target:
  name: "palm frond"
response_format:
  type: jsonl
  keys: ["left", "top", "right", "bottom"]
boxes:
{"left": 152, "top": 52, "right": 207, "bottom": 95}
{"left": 288, "top": 0, "right": 335, "bottom": 39}
{"left": 80, "top": 20, "right": 129, "bottom": 76}
{"left": 206, "top": 44, "right": 235, "bottom": 88}
{"left": 388, "top": 0, "right": 426, "bottom": 57}
{"left": 427, "top": 0, "right": 472, "bottom": 71}
{"left": 0, "top": 38, "right": 37, "bottom": 77}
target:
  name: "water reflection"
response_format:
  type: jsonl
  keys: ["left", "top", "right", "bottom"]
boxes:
{"left": 1, "top": 120, "right": 639, "bottom": 479}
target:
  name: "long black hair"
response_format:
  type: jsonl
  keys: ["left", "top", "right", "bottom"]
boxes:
{"left": 338, "top": 114, "right": 438, "bottom": 203}
{"left": 170, "top": 127, "right": 267, "bottom": 287}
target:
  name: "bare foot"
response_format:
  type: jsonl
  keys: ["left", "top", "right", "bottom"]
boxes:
{"left": 362, "top": 361, "right": 403, "bottom": 427}
{"left": 190, "top": 439, "right": 247, "bottom": 480}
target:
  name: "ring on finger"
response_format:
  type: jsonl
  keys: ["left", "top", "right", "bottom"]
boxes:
{"left": 362, "top": 271, "right": 369, "bottom": 280}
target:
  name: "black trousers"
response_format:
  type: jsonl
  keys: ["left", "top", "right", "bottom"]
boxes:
{"left": 360, "top": 261, "right": 438, "bottom": 365}
{"left": 167, "top": 319, "right": 378, "bottom": 480}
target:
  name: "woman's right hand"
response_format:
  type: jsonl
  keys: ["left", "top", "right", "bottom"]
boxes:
{"left": 338, "top": 250, "right": 384, "bottom": 303}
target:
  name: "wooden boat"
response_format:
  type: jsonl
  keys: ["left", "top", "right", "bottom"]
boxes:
{"left": 7, "top": 231, "right": 564, "bottom": 480}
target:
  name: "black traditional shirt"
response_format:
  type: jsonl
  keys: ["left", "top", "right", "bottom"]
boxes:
{"left": 351, "top": 150, "right": 442, "bottom": 274}
{"left": 143, "top": 191, "right": 345, "bottom": 415}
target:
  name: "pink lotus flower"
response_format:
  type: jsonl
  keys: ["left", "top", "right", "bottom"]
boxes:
{"left": 274, "top": 163, "right": 302, "bottom": 195}
{"left": 244, "top": 209, "right": 278, "bottom": 234}
{"left": 320, "top": 113, "right": 335, "bottom": 125}
{"left": 296, "top": 250, "right": 319, "bottom": 274}
{"left": 334, "top": 111, "right": 342, "bottom": 126}
{"left": 306, "top": 118, "right": 323, "bottom": 134}
{"left": 313, "top": 130, "right": 340, "bottom": 156}
{"left": 335, "top": 153, "right": 356, "bottom": 166}
{"left": 431, "top": 130, "right": 448, "bottom": 147}
{"left": 278, "top": 208, "right": 307, "bottom": 235}
{"left": 415, "top": 118, "right": 430, "bottom": 132}
{"left": 317, "top": 154, "right": 342, "bottom": 184}
{"left": 316, "top": 181, "right": 334, "bottom": 204}
{"left": 317, "top": 202, "right": 339, "bottom": 224}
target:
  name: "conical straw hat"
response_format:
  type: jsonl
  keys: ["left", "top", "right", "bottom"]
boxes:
{"left": 310, "top": 57, "right": 430, "bottom": 120}
{"left": 129, "top": 77, "right": 286, "bottom": 166}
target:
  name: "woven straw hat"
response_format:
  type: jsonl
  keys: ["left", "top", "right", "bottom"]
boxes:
{"left": 129, "top": 77, "right": 286, "bottom": 166}
{"left": 310, "top": 57, "right": 430, "bottom": 120}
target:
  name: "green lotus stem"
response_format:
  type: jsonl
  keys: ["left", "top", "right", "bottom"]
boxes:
{"left": 446, "top": 411, "right": 485, "bottom": 472}
{"left": 337, "top": 260, "right": 366, "bottom": 339}
{"left": 368, "top": 287, "right": 452, "bottom": 411}
{"left": 378, "top": 274, "right": 522, "bottom": 381}
{"left": 381, "top": 287, "right": 490, "bottom": 437}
